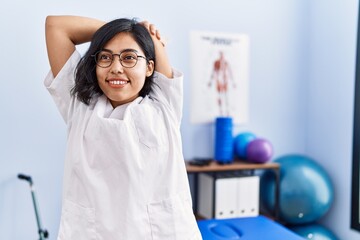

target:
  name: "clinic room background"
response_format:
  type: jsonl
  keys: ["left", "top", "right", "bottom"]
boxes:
{"left": 0, "top": 0, "right": 359, "bottom": 239}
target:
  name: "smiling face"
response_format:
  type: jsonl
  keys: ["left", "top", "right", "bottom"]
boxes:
{"left": 96, "top": 32, "right": 154, "bottom": 108}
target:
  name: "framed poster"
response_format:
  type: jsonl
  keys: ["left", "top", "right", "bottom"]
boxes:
{"left": 190, "top": 31, "right": 250, "bottom": 124}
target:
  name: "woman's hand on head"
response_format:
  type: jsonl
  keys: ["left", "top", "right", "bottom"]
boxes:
{"left": 140, "top": 21, "right": 165, "bottom": 46}
{"left": 139, "top": 20, "right": 172, "bottom": 78}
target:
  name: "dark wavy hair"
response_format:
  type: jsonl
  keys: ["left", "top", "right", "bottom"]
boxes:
{"left": 71, "top": 18, "right": 156, "bottom": 105}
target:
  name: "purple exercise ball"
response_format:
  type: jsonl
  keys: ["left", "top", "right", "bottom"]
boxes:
{"left": 246, "top": 138, "right": 273, "bottom": 163}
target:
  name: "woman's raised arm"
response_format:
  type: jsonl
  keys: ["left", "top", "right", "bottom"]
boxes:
{"left": 45, "top": 15, "right": 105, "bottom": 77}
{"left": 141, "top": 21, "right": 172, "bottom": 79}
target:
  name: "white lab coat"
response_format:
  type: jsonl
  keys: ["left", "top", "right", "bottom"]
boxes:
{"left": 45, "top": 51, "right": 202, "bottom": 240}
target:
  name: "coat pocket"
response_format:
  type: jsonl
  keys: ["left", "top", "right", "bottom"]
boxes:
{"left": 147, "top": 192, "right": 199, "bottom": 240}
{"left": 131, "top": 103, "right": 168, "bottom": 149}
{"left": 58, "top": 200, "right": 97, "bottom": 240}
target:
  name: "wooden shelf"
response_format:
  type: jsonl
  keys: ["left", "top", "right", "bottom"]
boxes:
{"left": 186, "top": 159, "right": 280, "bottom": 173}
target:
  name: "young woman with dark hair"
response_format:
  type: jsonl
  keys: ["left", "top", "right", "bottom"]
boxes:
{"left": 45, "top": 15, "right": 201, "bottom": 240}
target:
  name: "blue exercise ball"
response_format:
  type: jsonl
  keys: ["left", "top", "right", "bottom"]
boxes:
{"left": 234, "top": 132, "right": 256, "bottom": 159}
{"left": 291, "top": 224, "right": 338, "bottom": 240}
{"left": 260, "top": 154, "right": 334, "bottom": 225}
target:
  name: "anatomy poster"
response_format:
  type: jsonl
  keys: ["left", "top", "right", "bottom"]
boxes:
{"left": 190, "top": 31, "right": 249, "bottom": 124}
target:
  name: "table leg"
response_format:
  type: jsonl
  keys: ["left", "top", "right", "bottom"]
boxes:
{"left": 274, "top": 168, "right": 280, "bottom": 220}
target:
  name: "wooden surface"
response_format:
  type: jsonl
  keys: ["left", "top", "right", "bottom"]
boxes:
{"left": 186, "top": 159, "right": 280, "bottom": 173}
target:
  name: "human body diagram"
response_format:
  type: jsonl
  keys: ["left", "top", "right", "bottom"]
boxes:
{"left": 208, "top": 51, "right": 236, "bottom": 116}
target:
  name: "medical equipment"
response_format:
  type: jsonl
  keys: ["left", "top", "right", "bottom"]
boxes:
{"left": 18, "top": 173, "right": 49, "bottom": 240}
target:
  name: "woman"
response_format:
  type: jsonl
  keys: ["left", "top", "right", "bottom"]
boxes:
{"left": 45, "top": 15, "right": 201, "bottom": 240}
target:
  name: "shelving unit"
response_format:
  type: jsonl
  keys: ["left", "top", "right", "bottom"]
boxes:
{"left": 186, "top": 159, "right": 280, "bottom": 220}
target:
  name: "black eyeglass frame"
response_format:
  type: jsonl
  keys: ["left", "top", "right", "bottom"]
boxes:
{"left": 91, "top": 49, "right": 148, "bottom": 68}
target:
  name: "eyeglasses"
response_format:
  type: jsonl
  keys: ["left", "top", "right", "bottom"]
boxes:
{"left": 92, "top": 49, "right": 148, "bottom": 68}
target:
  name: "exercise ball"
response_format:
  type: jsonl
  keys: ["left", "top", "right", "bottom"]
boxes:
{"left": 246, "top": 138, "right": 273, "bottom": 163}
{"left": 234, "top": 132, "right": 256, "bottom": 159}
{"left": 260, "top": 154, "right": 334, "bottom": 225}
{"left": 291, "top": 224, "right": 338, "bottom": 240}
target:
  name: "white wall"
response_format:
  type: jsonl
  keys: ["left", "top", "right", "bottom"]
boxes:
{"left": 306, "top": 0, "right": 360, "bottom": 239}
{"left": 0, "top": 0, "right": 358, "bottom": 239}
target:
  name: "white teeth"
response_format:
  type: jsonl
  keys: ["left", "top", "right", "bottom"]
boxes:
{"left": 109, "top": 80, "right": 127, "bottom": 85}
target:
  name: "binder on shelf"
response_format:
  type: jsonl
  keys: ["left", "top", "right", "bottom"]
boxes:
{"left": 238, "top": 175, "right": 259, "bottom": 217}
{"left": 215, "top": 177, "right": 238, "bottom": 219}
